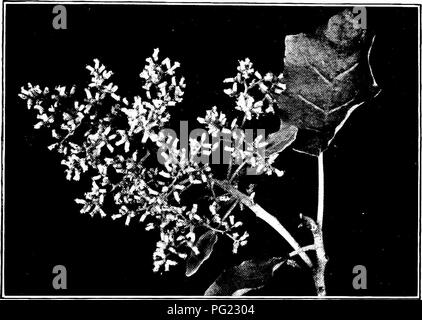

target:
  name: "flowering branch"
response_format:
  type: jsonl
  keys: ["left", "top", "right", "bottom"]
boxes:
{"left": 20, "top": 51, "right": 317, "bottom": 292}
{"left": 212, "top": 179, "right": 313, "bottom": 268}
{"left": 19, "top": 50, "right": 249, "bottom": 273}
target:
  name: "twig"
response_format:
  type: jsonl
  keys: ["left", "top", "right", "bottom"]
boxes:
{"left": 212, "top": 178, "right": 313, "bottom": 268}
{"left": 229, "top": 160, "right": 247, "bottom": 183}
{"left": 226, "top": 158, "right": 233, "bottom": 180}
{"left": 204, "top": 225, "right": 237, "bottom": 241}
{"left": 301, "top": 214, "right": 328, "bottom": 297}
{"left": 288, "top": 244, "right": 316, "bottom": 258}
{"left": 220, "top": 199, "right": 239, "bottom": 224}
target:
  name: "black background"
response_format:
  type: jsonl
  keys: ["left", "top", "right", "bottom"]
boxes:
{"left": 3, "top": 4, "right": 419, "bottom": 296}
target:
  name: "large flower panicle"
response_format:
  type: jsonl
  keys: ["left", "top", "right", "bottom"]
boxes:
{"left": 19, "top": 50, "right": 256, "bottom": 273}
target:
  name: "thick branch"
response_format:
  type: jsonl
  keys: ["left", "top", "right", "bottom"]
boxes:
{"left": 212, "top": 178, "right": 313, "bottom": 268}
{"left": 301, "top": 215, "right": 328, "bottom": 296}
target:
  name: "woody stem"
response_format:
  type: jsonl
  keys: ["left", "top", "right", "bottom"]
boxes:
{"left": 317, "top": 152, "right": 325, "bottom": 228}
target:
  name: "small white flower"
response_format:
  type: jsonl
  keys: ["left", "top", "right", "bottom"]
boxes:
{"left": 85, "top": 88, "right": 92, "bottom": 100}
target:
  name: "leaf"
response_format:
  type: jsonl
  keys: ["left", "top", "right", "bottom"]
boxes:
{"left": 265, "top": 120, "right": 298, "bottom": 156}
{"left": 185, "top": 230, "right": 219, "bottom": 277}
{"left": 275, "top": 9, "right": 380, "bottom": 156}
{"left": 204, "top": 257, "right": 286, "bottom": 296}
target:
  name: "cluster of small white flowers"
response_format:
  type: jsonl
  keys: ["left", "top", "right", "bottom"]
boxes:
{"left": 20, "top": 49, "right": 254, "bottom": 273}
{"left": 196, "top": 106, "right": 284, "bottom": 178}
{"left": 139, "top": 48, "right": 185, "bottom": 104}
{"left": 197, "top": 106, "right": 232, "bottom": 137}
{"left": 195, "top": 58, "right": 288, "bottom": 178}
{"left": 124, "top": 49, "right": 186, "bottom": 143}
{"left": 19, "top": 84, "right": 75, "bottom": 130}
{"left": 234, "top": 133, "right": 285, "bottom": 177}
{"left": 223, "top": 58, "right": 286, "bottom": 121}
{"left": 208, "top": 198, "right": 249, "bottom": 254}
{"left": 149, "top": 128, "right": 254, "bottom": 271}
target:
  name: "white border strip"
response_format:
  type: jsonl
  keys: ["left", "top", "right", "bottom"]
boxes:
{"left": 0, "top": 0, "right": 421, "bottom": 300}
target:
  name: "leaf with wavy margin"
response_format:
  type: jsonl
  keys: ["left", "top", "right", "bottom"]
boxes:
{"left": 275, "top": 9, "right": 380, "bottom": 156}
